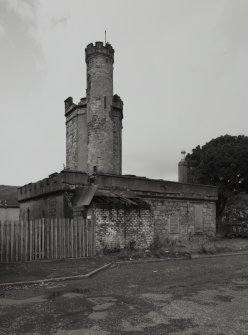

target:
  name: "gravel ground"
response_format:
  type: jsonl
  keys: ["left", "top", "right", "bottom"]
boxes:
{"left": 1, "top": 254, "right": 248, "bottom": 334}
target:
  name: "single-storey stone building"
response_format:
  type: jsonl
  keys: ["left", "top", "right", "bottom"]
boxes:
{"left": 18, "top": 41, "right": 217, "bottom": 253}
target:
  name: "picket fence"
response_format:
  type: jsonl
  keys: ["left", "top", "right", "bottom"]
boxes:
{"left": 0, "top": 218, "right": 95, "bottom": 263}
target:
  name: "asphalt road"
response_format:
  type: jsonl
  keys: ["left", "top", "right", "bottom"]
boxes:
{"left": 1, "top": 255, "right": 248, "bottom": 334}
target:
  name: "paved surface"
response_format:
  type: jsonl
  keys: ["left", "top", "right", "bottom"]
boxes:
{"left": 1, "top": 255, "right": 248, "bottom": 334}
{"left": 0, "top": 258, "right": 109, "bottom": 284}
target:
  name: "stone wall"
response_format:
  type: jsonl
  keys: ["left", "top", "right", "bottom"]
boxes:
{"left": 19, "top": 194, "right": 65, "bottom": 220}
{"left": 93, "top": 205, "right": 154, "bottom": 251}
{"left": 149, "top": 199, "right": 216, "bottom": 244}
{"left": 66, "top": 111, "right": 78, "bottom": 170}
{"left": 66, "top": 105, "right": 87, "bottom": 172}
{"left": 113, "top": 110, "right": 122, "bottom": 175}
{"left": 92, "top": 198, "right": 216, "bottom": 253}
{"left": 86, "top": 44, "right": 114, "bottom": 175}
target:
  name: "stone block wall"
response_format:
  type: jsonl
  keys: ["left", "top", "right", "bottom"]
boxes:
{"left": 93, "top": 205, "right": 154, "bottom": 251}
{"left": 113, "top": 112, "right": 122, "bottom": 175}
{"left": 19, "top": 194, "right": 65, "bottom": 220}
{"left": 66, "top": 106, "right": 87, "bottom": 172}
{"left": 66, "top": 114, "right": 78, "bottom": 170}
{"left": 149, "top": 199, "right": 216, "bottom": 243}
{"left": 86, "top": 47, "right": 115, "bottom": 175}
{"left": 92, "top": 198, "right": 216, "bottom": 253}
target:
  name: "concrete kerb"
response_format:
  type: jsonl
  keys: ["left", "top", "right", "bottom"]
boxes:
{"left": 0, "top": 257, "right": 191, "bottom": 289}
{"left": 1, "top": 251, "right": 248, "bottom": 289}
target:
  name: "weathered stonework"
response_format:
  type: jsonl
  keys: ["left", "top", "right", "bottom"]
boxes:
{"left": 18, "top": 171, "right": 217, "bottom": 252}
{"left": 93, "top": 206, "right": 153, "bottom": 251}
{"left": 65, "top": 98, "right": 87, "bottom": 171}
{"left": 149, "top": 199, "right": 216, "bottom": 242}
{"left": 65, "top": 42, "right": 123, "bottom": 175}
{"left": 18, "top": 42, "right": 218, "bottom": 256}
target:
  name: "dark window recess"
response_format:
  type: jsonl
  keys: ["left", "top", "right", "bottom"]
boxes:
{"left": 104, "top": 96, "right": 106, "bottom": 109}
{"left": 27, "top": 208, "right": 30, "bottom": 221}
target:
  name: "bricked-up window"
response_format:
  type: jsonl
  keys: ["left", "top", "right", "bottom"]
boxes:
{"left": 194, "top": 204, "right": 203, "bottom": 233}
{"left": 169, "top": 214, "right": 179, "bottom": 234}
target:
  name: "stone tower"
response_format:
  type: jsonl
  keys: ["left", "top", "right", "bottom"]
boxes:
{"left": 65, "top": 42, "right": 123, "bottom": 175}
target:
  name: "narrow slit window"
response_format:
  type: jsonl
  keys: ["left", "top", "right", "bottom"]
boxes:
{"left": 104, "top": 96, "right": 106, "bottom": 109}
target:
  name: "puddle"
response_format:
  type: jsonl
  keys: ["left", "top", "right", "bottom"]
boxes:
{"left": 88, "top": 297, "right": 117, "bottom": 305}
{"left": 214, "top": 295, "right": 233, "bottom": 302}
{"left": 93, "top": 302, "right": 115, "bottom": 311}
{"left": 232, "top": 279, "right": 248, "bottom": 285}
{"left": 53, "top": 325, "right": 110, "bottom": 335}
{"left": 62, "top": 293, "right": 84, "bottom": 299}
{"left": 88, "top": 311, "right": 108, "bottom": 320}
{"left": 0, "top": 295, "right": 46, "bottom": 306}
{"left": 141, "top": 293, "right": 172, "bottom": 302}
{"left": 47, "top": 291, "right": 63, "bottom": 300}
{"left": 72, "top": 288, "right": 89, "bottom": 294}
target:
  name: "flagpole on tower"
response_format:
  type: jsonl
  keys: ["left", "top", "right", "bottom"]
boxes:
{"left": 105, "top": 30, "right": 106, "bottom": 44}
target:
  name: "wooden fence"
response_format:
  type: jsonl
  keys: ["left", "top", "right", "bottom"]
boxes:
{"left": 0, "top": 218, "right": 95, "bottom": 263}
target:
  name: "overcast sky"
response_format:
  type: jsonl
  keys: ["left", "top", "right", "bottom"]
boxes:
{"left": 0, "top": 0, "right": 247, "bottom": 186}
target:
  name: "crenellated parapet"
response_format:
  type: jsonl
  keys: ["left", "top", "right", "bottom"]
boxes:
{"left": 18, "top": 171, "right": 89, "bottom": 202}
{"left": 85, "top": 42, "right": 114, "bottom": 64}
{"left": 64, "top": 97, "right": 87, "bottom": 119}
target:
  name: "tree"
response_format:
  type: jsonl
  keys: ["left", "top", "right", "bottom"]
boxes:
{"left": 186, "top": 135, "right": 248, "bottom": 223}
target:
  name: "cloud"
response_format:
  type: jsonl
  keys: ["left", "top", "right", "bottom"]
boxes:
{"left": 0, "top": 23, "right": 5, "bottom": 37}
{"left": 3, "top": 0, "right": 35, "bottom": 22}
{"left": 51, "top": 16, "right": 68, "bottom": 27}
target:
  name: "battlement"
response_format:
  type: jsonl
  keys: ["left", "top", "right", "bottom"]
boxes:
{"left": 85, "top": 42, "right": 114, "bottom": 63}
{"left": 64, "top": 96, "right": 87, "bottom": 117}
{"left": 18, "top": 171, "right": 89, "bottom": 202}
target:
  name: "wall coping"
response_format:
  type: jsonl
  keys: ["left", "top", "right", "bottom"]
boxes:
{"left": 18, "top": 170, "right": 218, "bottom": 203}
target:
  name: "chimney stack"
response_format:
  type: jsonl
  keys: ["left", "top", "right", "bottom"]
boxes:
{"left": 178, "top": 150, "right": 188, "bottom": 183}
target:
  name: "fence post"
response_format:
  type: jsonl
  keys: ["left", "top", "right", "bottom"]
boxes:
{"left": 25, "top": 220, "right": 28, "bottom": 262}
{"left": 46, "top": 219, "right": 50, "bottom": 260}
{"left": 15, "top": 221, "right": 19, "bottom": 262}
{"left": 29, "top": 220, "right": 33, "bottom": 261}
{"left": 42, "top": 219, "right": 45, "bottom": 260}
{"left": 71, "top": 219, "right": 74, "bottom": 258}
{"left": 0, "top": 221, "right": 4, "bottom": 263}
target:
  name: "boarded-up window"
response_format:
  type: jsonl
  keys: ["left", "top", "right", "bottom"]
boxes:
{"left": 194, "top": 204, "right": 203, "bottom": 233}
{"left": 169, "top": 214, "right": 179, "bottom": 234}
